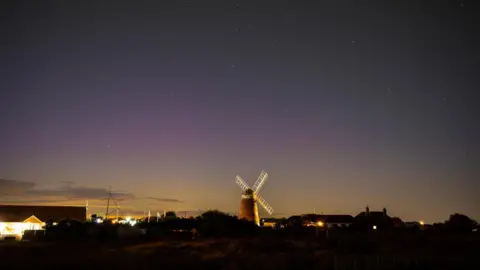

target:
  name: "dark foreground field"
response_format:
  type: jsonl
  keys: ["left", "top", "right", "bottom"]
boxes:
{"left": 1, "top": 235, "right": 479, "bottom": 270}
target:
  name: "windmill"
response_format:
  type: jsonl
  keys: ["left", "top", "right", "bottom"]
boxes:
{"left": 235, "top": 170, "right": 274, "bottom": 226}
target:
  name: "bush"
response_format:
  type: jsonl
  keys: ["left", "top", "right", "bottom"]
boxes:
{"left": 197, "top": 210, "right": 258, "bottom": 238}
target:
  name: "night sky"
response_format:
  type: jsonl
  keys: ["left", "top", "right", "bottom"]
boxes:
{"left": 1, "top": 1, "right": 478, "bottom": 223}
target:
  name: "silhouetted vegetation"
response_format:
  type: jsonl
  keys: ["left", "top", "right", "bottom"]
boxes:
{"left": 197, "top": 210, "right": 259, "bottom": 238}
{"left": 2, "top": 228, "right": 478, "bottom": 269}
{"left": 3, "top": 210, "right": 478, "bottom": 269}
{"left": 164, "top": 211, "right": 177, "bottom": 219}
{"left": 444, "top": 213, "right": 478, "bottom": 232}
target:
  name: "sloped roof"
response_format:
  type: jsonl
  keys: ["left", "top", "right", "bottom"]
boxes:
{"left": 302, "top": 214, "right": 354, "bottom": 223}
{"left": 0, "top": 205, "right": 86, "bottom": 222}
{"left": 287, "top": 215, "right": 302, "bottom": 221}
{"left": 262, "top": 218, "right": 283, "bottom": 223}
{"left": 355, "top": 211, "right": 390, "bottom": 219}
{"left": 23, "top": 215, "right": 43, "bottom": 224}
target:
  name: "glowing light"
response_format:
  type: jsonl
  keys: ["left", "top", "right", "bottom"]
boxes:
{"left": 0, "top": 222, "right": 42, "bottom": 238}
{"left": 419, "top": 220, "right": 425, "bottom": 226}
{"left": 373, "top": 225, "right": 377, "bottom": 230}
{"left": 317, "top": 221, "right": 324, "bottom": 227}
{"left": 126, "top": 216, "right": 131, "bottom": 222}
{"left": 96, "top": 218, "right": 102, "bottom": 224}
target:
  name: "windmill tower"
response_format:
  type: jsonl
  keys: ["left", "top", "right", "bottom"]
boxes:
{"left": 235, "top": 170, "right": 274, "bottom": 226}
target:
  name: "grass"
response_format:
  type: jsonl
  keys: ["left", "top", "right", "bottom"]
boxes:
{"left": 0, "top": 233, "right": 478, "bottom": 269}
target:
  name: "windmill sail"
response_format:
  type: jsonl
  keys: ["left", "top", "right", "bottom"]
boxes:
{"left": 252, "top": 170, "right": 268, "bottom": 193}
{"left": 256, "top": 194, "right": 274, "bottom": 215}
{"left": 235, "top": 175, "right": 250, "bottom": 191}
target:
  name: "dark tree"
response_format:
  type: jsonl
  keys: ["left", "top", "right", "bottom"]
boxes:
{"left": 198, "top": 210, "right": 258, "bottom": 237}
{"left": 165, "top": 211, "right": 177, "bottom": 219}
{"left": 445, "top": 213, "right": 477, "bottom": 232}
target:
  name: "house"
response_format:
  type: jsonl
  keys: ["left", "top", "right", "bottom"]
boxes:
{"left": 0, "top": 205, "right": 86, "bottom": 240}
{"left": 301, "top": 214, "right": 354, "bottom": 228}
{"left": 260, "top": 218, "right": 285, "bottom": 228}
{"left": 405, "top": 221, "right": 427, "bottom": 229}
{"left": 286, "top": 215, "right": 303, "bottom": 227}
{"left": 350, "top": 206, "right": 394, "bottom": 231}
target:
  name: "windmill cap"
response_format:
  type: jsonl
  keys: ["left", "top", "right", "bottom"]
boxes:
{"left": 244, "top": 189, "right": 254, "bottom": 195}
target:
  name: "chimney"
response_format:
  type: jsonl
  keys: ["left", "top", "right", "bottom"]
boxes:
{"left": 366, "top": 206, "right": 370, "bottom": 216}
{"left": 383, "top": 208, "right": 387, "bottom": 217}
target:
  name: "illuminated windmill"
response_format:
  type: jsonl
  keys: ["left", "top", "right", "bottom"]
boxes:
{"left": 235, "top": 170, "right": 274, "bottom": 226}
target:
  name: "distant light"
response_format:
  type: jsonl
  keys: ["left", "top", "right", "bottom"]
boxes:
{"left": 317, "top": 221, "right": 324, "bottom": 227}
{"left": 96, "top": 218, "right": 102, "bottom": 224}
{"left": 419, "top": 220, "right": 425, "bottom": 226}
{"left": 373, "top": 225, "right": 377, "bottom": 230}
{"left": 126, "top": 216, "right": 131, "bottom": 222}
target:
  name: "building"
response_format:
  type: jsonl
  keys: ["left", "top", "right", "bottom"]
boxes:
{"left": 0, "top": 205, "right": 86, "bottom": 240}
{"left": 286, "top": 215, "right": 303, "bottom": 227}
{"left": 238, "top": 189, "right": 260, "bottom": 226}
{"left": 350, "top": 206, "right": 394, "bottom": 231}
{"left": 301, "top": 214, "right": 354, "bottom": 228}
{"left": 260, "top": 218, "right": 285, "bottom": 228}
{"left": 405, "top": 221, "right": 426, "bottom": 229}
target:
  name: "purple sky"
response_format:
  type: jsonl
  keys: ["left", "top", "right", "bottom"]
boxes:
{"left": 0, "top": 1, "right": 478, "bottom": 223}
